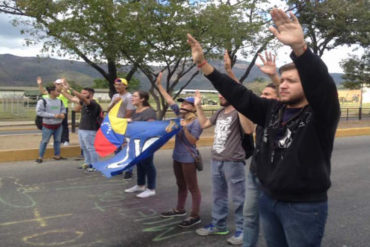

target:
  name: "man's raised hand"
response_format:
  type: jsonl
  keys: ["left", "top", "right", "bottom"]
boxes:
{"left": 187, "top": 34, "right": 205, "bottom": 65}
{"left": 224, "top": 50, "right": 232, "bottom": 71}
{"left": 156, "top": 72, "right": 163, "bottom": 88}
{"left": 269, "top": 9, "right": 306, "bottom": 55}
{"left": 37, "top": 76, "right": 42, "bottom": 85}
{"left": 257, "top": 51, "right": 277, "bottom": 76}
{"left": 194, "top": 90, "right": 202, "bottom": 106}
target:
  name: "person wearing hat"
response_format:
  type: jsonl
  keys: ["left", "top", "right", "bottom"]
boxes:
{"left": 156, "top": 72, "right": 203, "bottom": 229}
{"left": 107, "top": 77, "right": 136, "bottom": 179}
{"left": 37, "top": 77, "right": 71, "bottom": 146}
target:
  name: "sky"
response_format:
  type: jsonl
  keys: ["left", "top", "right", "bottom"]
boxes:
{"left": 0, "top": 12, "right": 365, "bottom": 74}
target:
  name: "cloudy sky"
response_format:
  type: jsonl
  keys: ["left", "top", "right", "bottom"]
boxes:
{"left": 0, "top": 12, "right": 364, "bottom": 74}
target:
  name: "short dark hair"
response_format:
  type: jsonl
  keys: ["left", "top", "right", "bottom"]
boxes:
{"left": 279, "top": 62, "right": 296, "bottom": 74}
{"left": 83, "top": 87, "right": 95, "bottom": 95}
{"left": 46, "top": 85, "right": 56, "bottom": 93}
{"left": 265, "top": 83, "right": 277, "bottom": 90}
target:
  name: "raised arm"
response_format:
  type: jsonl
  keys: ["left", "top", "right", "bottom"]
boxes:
{"left": 37, "top": 76, "right": 47, "bottom": 95}
{"left": 61, "top": 82, "right": 79, "bottom": 104}
{"left": 269, "top": 9, "right": 340, "bottom": 124}
{"left": 194, "top": 90, "right": 212, "bottom": 129}
{"left": 155, "top": 72, "right": 175, "bottom": 105}
{"left": 257, "top": 51, "right": 280, "bottom": 86}
{"left": 187, "top": 33, "right": 270, "bottom": 126}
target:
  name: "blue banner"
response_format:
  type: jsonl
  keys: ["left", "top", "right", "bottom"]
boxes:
{"left": 93, "top": 119, "right": 181, "bottom": 178}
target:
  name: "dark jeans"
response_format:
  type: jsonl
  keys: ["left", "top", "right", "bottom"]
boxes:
{"left": 137, "top": 155, "right": 156, "bottom": 190}
{"left": 173, "top": 160, "right": 201, "bottom": 218}
{"left": 61, "top": 107, "right": 69, "bottom": 143}
{"left": 259, "top": 191, "right": 328, "bottom": 247}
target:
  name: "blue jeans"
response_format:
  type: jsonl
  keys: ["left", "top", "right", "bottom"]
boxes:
{"left": 137, "top": 155, "right": 156, "bottom": 190}
{"left": 78, "top": 130, "right": 98, "bottom": 165}
{"left": 39, "top": 125, "right": 62, "bottom": 158}
{"left": 211, "top": 160, "right": 245, "bottom": 232}
{"left": 243, "top": 171, "right": 260, "bottom": 247}
{"left": 259, "top": 191, "right": 328, "bottom": 247}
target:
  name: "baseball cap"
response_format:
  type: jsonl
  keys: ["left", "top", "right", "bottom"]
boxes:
{"left": 54, "top": 79, "right": 63, "bottom": 84}
{"left": 177, "top": 96, "right": 195, "bottom": 105}
{"left": 114, "top": 78, "right": 128, "bottom": 86}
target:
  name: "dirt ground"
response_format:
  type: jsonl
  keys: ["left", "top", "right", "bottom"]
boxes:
{"left": 0, "top": 120, "right": 369, "bottom": 151}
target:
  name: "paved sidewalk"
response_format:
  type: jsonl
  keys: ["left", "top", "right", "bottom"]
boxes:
{"left": 0, "top": 120, "right": 369, "bottom": 162}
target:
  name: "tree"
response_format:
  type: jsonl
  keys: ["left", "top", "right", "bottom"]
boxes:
{"left": 117, "top": 0, "right": 268, "bottom": 118}
{"left": 341, "top": 51, "right": 370, "bottom": 89}
{"left": 287, "top": 0, "right": 370, "bottom": 57}
{"left": 0, "top": 0, "right": 138, "bottom": 97}
{"left": 1, "top": 0, "right": 270, "bottom": 118}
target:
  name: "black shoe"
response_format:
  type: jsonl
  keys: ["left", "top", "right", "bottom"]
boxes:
{"left": 178, "top": 217, "right": 201, "bottom": 228}
{"left": 53, "top": 156, "right": 67, "bottom": 160}
{"left": 35, "top": 158, "right": 43, "bottom": 163}
{"left": 160, "top": 209, "right": 187, "bottom": 218}
{"left": 123, "top": 171, "right": 133, "bottom": 179}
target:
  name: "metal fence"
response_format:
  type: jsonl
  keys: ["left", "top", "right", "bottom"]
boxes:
{"left": 69, "top": 108, "right": 370, "bottom": 133}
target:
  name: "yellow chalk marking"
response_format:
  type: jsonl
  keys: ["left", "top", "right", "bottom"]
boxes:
{"left": 22, "top": 229, "right": 84, "bottom": 246}
{"left": 0, "top": 213, "right": 72, "bottom": 227}
{"left": 33, "top": 208, "right": 47, "bottom": 227}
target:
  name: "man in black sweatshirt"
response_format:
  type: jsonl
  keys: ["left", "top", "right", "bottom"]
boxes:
{"left": 187, "top": 8, "right": 340, "bottom": 247}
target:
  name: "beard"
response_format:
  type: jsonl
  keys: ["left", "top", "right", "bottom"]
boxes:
{"left": 220, "top": 101, "right": 230, "bottom": 107}
{"left": 280, "top": 94, "right": 305, "bottom": 106}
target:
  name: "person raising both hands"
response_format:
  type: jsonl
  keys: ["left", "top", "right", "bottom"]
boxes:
{"left": 187, "top": 8, "right": 340, "bottom": 247}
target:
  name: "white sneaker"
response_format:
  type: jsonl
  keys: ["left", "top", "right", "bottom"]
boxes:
{"left": 137, "top": 189, "right": 156, "bottom": 198}
{"left": 227, "top": 231, "right": 243, "bottom": 245}
{"left": 63, "top": 142, "right": 69, "bottom": 146}
{"left": 124, "top": 185, "right": 145, "bottom": 193}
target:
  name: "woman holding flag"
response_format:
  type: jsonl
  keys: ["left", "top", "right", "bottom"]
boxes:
{"left": 156, "top": 72, "right": 203, "bottom": 228}
{"left": 124, "top": 90, "right": 158, "bottom": 198}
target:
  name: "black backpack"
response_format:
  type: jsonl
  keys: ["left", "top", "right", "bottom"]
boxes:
{"left": 96, "top": 104, "right": 104, "bottom": 127}
{"left": 35, "top": 98, "right": 47, "bottom": 130}
{"left": 241, "top": 132, "right": 255, "bottom": 159}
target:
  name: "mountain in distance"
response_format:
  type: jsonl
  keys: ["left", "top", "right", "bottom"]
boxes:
{"left": 0, "top": 54, "right": 344, "bottom": 89}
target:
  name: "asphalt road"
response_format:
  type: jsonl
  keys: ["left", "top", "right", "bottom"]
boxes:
{"left": 0, "top": 136, "right": 369, "bottom": 247}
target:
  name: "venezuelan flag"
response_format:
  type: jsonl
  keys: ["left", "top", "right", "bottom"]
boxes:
{"left": 94, "top": 100, "right": 128, "bottom": 157}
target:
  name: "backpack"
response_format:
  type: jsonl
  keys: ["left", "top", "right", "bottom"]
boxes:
{"left": 35, "top": 98, "right": 47, "bottom": 130}
{"left": 241, "top": 132, "right": 255, "bottom": 159}
{"left": 96, "top": 104, "right": 104, "bottom": 127}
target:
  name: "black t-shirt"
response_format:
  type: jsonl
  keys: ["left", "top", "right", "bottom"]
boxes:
{"left": 79, "top": 99, "right": 102, "bottom": 131}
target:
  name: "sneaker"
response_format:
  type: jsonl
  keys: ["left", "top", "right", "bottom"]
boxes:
{"left": 178, "top": 216, "right": 201, "bottom": 228}
{"left": 35, "top": 158, "right": 43, "bottom": 163}
{"left": 63, "top": 142, "right": 70, "bottom": 146}
{"left": 78, "top": 163, "right": 90, "bottom": 169}
{"left": 123, "top": 171, "right": 133, "bottom": 179}
{"left": 160, "top": 209, "right": 187, "bottom": 218}
{"left": 227, "top": 231, "right": 243, "bottom": 245}
{"left": 125, "top": 185, "right": 145, "bottom": 193}
{"left": 137, "top": 189, "right": 156, "bottom": 198}
{"left": 196, "top": 223, "right": 230, "bottom": 236}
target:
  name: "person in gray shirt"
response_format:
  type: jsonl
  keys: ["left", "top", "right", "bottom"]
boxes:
{"left": 35, "top": 85, "right": 66, "bottom": 163}
{"left": 107, "top": 77, "right": 136, "bottom": 179}
{"left": 194, "top": 51, "right": 254, "bottom": 246}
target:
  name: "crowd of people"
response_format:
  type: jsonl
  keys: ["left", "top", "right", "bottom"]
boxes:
{"left": 34, "top": 9, "right": 339, "bottom": 247}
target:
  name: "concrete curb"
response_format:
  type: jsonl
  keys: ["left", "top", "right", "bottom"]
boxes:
{"left": 0, "top": 127, "right": 369, "bottom": 163}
